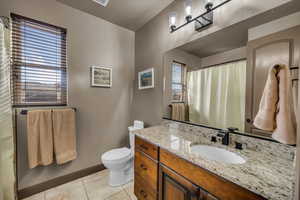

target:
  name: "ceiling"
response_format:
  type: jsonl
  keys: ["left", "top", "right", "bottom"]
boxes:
{"left": 57, "top": 0, "right": 175, "bottom": 31}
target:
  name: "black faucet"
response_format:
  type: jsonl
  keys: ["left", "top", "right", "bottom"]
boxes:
{"left": 217, "top": 130, "right": 230, "bottom": 146}
{"left": 217, "top": 127, "right": 239, "bottom": 146}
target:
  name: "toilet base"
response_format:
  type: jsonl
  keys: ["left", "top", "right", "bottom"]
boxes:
{"left": 109, "top": 167, "right": 133, "bottom": 187}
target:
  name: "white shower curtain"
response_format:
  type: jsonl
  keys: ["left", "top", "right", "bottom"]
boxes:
{"left": 187, "top": 60, "right": 246, "bottom": 131}
{"left": 0, "top": 22, "right": 15, "bottom": 200}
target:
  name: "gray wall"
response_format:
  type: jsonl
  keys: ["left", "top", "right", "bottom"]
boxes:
{"left": 248, "top": 11, "right": 300, "bottom": 41}
{"left": 0, "top": 0, "right": 135, "bottom": 189}
{"left": 200, "top": 47, "right": 246, "bottom": 69}
{"left": 162, "top": 47, "right": 246, "bottom": 119}
{"left": 162, "top": 49, "right": 202, "bottom": 118}
{"left": 132, "top": 0, "right": 295, "bottom": 126}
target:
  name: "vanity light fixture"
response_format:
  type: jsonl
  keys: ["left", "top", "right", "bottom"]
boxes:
{"left": 169, "top": 12, "right": 177, "bottom": 32}
{"left": 205, "top": 0, "right": 214, "bottom": 10}
{"left": 168, "top": 0, "right": 232, "bottom": 33}
{"left": 184, "top": 0, "right": 193, "bottom": 22}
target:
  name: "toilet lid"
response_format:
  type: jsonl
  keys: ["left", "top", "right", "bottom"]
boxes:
{"left": 102, "top": 147, "right": 131, "bottom": 161}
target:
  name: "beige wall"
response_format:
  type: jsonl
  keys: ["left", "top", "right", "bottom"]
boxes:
{"left": 0, "top": 0, "right": 135, "bottom": 189}
{"left": 132, "top": 0, "right": 295, "bottom": 126}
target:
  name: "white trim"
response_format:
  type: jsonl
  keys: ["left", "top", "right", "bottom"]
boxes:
{"left": 138, "top": 68, "right": 154, "bottom": 90}
{"left": 91, "top": 66, "right": 112, "bottom": 88}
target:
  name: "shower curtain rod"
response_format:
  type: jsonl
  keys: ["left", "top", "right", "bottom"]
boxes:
{"left": 0, "top": 16, "right": 10, "bottom": 29}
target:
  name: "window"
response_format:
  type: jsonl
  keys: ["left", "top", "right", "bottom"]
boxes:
{"left": 171, "top": 62, "right": 186, "bottom": 102}
{"left": 11, "top": 14, "right": 67, "bottom": 106}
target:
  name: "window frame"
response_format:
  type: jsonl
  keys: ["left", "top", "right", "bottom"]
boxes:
{"left": 11, "top": 13, "right": 68, "bottom": 107}
{"left": 171, "top": 61, "right": 187, "bottom": 103}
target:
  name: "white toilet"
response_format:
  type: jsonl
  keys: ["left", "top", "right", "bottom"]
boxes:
{"left": 101, "top": 120, "right": 144, "bottom": 186}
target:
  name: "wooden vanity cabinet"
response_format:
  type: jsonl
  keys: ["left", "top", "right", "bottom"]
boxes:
{"left": 134, "top": 137, "right": 265, "bottom": 200}
{"left": 134, "top": 136, "right": 159, "bottom": 200}
{"left": 135, "top": 136, "right": 159, "bottom": 160}
{"left": 159, "top": 149, "right": 265, "bottom": 200}
{"left": 159, "top": 164, "right": 199, "bottom": 200}
{"left": 159, "top": 164, "right": 218, "bottom": 200}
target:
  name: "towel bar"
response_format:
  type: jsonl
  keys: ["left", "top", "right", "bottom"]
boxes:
{"left": 290, "top": 66, "right": 298, "bottom": 70}
{"left": 20, "top": 108, "right": 77, "bottom": 115}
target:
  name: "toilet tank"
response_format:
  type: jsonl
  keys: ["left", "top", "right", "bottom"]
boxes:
{"left": 128, "top": 120, "right": 144, "bottom": 150}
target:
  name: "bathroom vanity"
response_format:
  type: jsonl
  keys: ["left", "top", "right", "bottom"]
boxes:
{"left": 133, "top": 124, "right": 295, "bottom": 200}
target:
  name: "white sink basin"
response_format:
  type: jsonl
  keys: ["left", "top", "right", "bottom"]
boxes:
{"left": 190, "top": 145, "right": 246, "bottom": 164}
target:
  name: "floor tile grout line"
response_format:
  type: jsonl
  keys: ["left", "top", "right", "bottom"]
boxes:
{"left": 105, "top": 190, "right": 130, "bottom": 200}
{"left": 106, "top": 189, "right": 124, "bottom": 200}
{"left": 25, "top": 170, "right": 136, "bottom": 200}
{"left": 81, "top": 179, "right": 90, "bottom": 200}
{"left": 123, "top": 188, "right": 132, "bottom": 200}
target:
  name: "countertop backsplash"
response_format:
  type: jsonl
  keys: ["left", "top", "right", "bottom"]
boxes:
{"left": 161, "top": 119, "right": 296, "bottom": 162}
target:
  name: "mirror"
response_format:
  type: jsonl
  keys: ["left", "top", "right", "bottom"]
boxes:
{"left": 163, "top": 25, "right": 300, "bottom": 139}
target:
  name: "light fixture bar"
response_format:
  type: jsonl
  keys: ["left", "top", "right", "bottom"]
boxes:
{"left": 170, "top": 0, "right": 232, "bottom": 33}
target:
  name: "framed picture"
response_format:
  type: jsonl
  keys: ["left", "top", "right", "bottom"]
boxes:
{"left": 138, "top": 68, "right": 154, "bottom": 90}
{"left": 91, "top": 66, "right": 112, "bottom": 87}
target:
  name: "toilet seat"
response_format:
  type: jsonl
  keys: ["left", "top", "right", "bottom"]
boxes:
{"left": 102, "top": 147, "right": 132, "bottom": 163}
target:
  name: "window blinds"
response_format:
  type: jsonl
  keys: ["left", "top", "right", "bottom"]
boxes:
{"left": 11, "top": 13, "right": 67, "bottom": 106}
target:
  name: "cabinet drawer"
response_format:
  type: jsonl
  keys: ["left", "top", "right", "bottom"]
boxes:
{"left": 135, "top": 174, "right": 157, "bottom": 200}
{"left": 135, "top": 150, "right": 158, "bottom": 190}
{"left": 135, "top": 136, "right": 158, "bottom": 160}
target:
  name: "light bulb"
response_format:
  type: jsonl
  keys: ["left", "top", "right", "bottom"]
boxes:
{"left": 184, "top": 0, "right": 192, "bottom": 21}
{"left": 205, "top": 0, "right": 214, "bottom": 10}
{"left": 168, "top": 12, "right": 177, "bottom": 32}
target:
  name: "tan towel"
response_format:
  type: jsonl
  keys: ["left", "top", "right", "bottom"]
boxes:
{"left": 52, "top": 109, "right": 77, "bottom": 164}
{"left": 254, "top": 64, "right": 297, "bottom": 144}
{"left": 171, "top": 103, "right": 187, "bottom": 121}
{"left": 253, "top": 66, "right": 278, "bottom": 131}
{"left": 27, "top": 110, "right": 53, "bottom": 169}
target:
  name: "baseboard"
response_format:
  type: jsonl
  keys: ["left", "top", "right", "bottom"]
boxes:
{"left": 18, "top": 164, "right": 106, "bottom": 199}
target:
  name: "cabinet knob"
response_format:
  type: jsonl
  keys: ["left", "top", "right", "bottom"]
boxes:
{"left": 246, "top": 118, "right": 252, "bottom": 123}
{"left": 140, "top": 164, "right": 147, "bottom": 170}
{"left": 140, "top": 144, "right": 148, "bottom": 150}
{"left": 140, "top": 190, "right": 148, "bottom": 198}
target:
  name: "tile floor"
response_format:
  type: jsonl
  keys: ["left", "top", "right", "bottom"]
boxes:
{"left": 24, "top": 170, "right": 137, "bottom": 200}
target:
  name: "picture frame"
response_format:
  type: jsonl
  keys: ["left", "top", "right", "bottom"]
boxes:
{"left": 91, "top": 66, "right": 112, "bottom": 87}
{"left": 138, "top": 68, "right": 154, "bottom": 90}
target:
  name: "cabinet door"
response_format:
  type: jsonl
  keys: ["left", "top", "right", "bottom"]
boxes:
{"left": 159, "top": 165, "right": 199, "bottom": 200}
{"left": 245, "top": 26, "right": 300, "bottom": 136}
{"left": 135, "top": 174, "right": 157, "bottom": 200}
{"left": 199, "top": 188, "right": 218, "bottom": 200}
{"left": 135, "top": 150, "right": 158, "bottom": 191}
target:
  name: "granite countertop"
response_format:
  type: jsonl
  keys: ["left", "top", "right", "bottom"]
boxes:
{"left": 133, "top": 125, "right": 295, "bottom": 200}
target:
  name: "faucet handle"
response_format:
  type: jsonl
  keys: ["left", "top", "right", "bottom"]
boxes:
{"left": 217, "top": 130, "right": 227, "bottom": 137}
{"left": 227, "top": 127, "right": 239, "bottom": 132}
{"left": 235, "top": 141, "right": 247, "bottom": 150}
